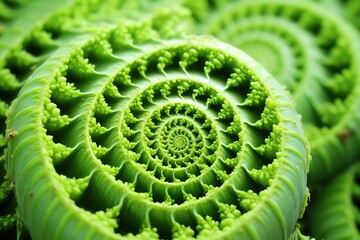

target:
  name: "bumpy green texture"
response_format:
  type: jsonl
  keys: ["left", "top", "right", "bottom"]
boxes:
{"left": 0, "top": 1, "right": 77, "bottom": 236}
{"left": 0, "top": 0, "right": 192, "bottom": 139}
{"left": 6, "top": 17, "right": 309, "bottom": 239}
{"left": 199, "top": 0, "right": 360, "bottom": 185}
{"left": 0, "top": 153, "right": 17, "bottom": 238}
{"left": 0, "top": 0, "right": 189, "bottom": 148}
{"left": 0, "top": 0, "right": 74, "bottom": 157}
{"left": 0, "top": 0, "right": 193, "bottom": 238}
{"left": 307, "top": 162, "right": 360, "bottom": 239}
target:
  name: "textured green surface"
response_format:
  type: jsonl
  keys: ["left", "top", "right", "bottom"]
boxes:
{"left": 0, "top": 1, "right": 77, "bottom": 236}
{"left": 8, "top": 1, "right": 360, "bottom": 239}
{"left": 0, "top": 154, "right": 17, "bottom": 236}
{"left": 5, "top": 17, "right": 309, "bottom": 238}
{"left": 308, "top": 163, "right": 360, "bottom": 239}
{"left": 198, "top": 0, "right": 360, "bottom": 185}
{"left": 0, "top": 0, "right": 193, "bottom": 238}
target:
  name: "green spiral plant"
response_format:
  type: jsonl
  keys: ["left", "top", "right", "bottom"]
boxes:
{"left": 307, "top": 162, "right": 360, "bottom": 239}
{"left": 0, "top": 0, "right": 193, "bottom": 237}
{"left": 199, "top": 0, "right": 360, "bottom": 185}
{"left": 5, "top": 14, "right": 310, "bottom": 238}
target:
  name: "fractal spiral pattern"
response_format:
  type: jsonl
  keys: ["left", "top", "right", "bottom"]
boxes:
{"left": 6, "top": 21, "right": 309, "bottom": 239}
{"left": 2, "top": 0, "right": 360, "bottom": 239}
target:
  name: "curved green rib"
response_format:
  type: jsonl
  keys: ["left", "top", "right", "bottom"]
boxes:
{"left": 6, "top": 14, "right": 309, "bottom": 238}
{"left": 308, "top": 163, "right": 360, "bottom": 239}
{"left": 199, "top": 0, "right": 360, "bottom": 185}
{"left": 0, "top": 0, "right": 193, "bottom": 237}
{"left": 0, "top": 1, "right": 79, "bottom": 236}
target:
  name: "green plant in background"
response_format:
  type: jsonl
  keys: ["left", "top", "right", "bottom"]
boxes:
{"left": 197, "top": 0, "right": 360, "bottom": 185}
{"left": 316, "top": 0, "right": 360, "bottom": 30}
{"left": 0, "top": 0, "right": 26, "bottom": 36}
{"left": 5, "top": 13, "right": 310, "bottom": 238}
{"left": 307, "top": 162, "right": 360, "bottom": 239}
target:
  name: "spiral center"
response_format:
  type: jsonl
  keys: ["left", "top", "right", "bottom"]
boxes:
{"left": 172, "top": 135, "right": 187, "bottom": 150}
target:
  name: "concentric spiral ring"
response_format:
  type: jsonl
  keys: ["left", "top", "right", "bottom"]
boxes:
{"left": 201, "top": 0, "right": 360, "bottom": 184}
{"left": 7, "top": 20, "right": 309, "bottom": 239}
